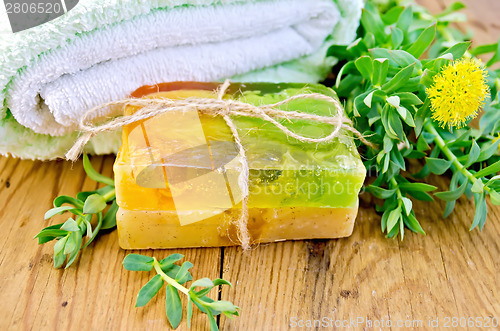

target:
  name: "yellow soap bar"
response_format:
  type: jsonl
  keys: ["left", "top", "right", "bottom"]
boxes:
{"left": 117, "top": 203, "right": 358, "bottom": 249}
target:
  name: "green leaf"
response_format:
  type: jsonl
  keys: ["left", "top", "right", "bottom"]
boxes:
{"left": 84, "top": 217, "right": 93, "bottom": 238}
{"left": 363, "top": 91, "right": 375, "bottom": 109}
{"left": 165, "top": 285, "right": 183, "bottom": 329}
{"left": 63, "top": 231, "right": 78, "bottom": 255}
{"left": 407, "top": 190, "right": 434, "bottom": 202}
{"left": 437, "top": 12, "right": 466, "bottom": 23}
{"left": 363, "top": 32, "right": 376, "bottom": 49}
{"left": 471, "top": 179, "right": 484, "bottom": 193}
{"left": 82, "top": 213, "right": 103, "bottom": 248}
{"left": 471, "top": 193, "right": 487, "bottom": 230}
{"left": 335, "top": 61, "right": 356, "bottom": 89}
{"left": 401, "top": 197, "right": 412, "bottom": 216}
{"left": 136, "top": 274, "right": 164, "bottom": 308}
{"left": 76, "top": 190, "right": 96, "bottom": 203}
{"left": 96, "top": 186, "right": 115, "bottom": 201}
{"left": 370, "top": 49, "right": 419, "bottom": 69}
{"left": 391, "top": 148, "right": 406, "bottom": 171}
{"left": 399, "top": 106, "right": 415, "bottom": 127}
{"left": 383, "top": 135, "right": 393, "bottom": 153}
{"left": 53, "top": 195, "right": 84, "bottom": 209}
{"left": 194, "top": 287, "right": 214, "bottom": 299}
{"left": 163, "top": 265, "right": 192, "bottom": 284}
{"left": 474, "top": 160, "right": 500, "bottom": 178}
{"left": 83, "top": 194, "right": 107, "bottom": 214}
{"left": 417, "top": 135, "right": 431, "bottom": 152}
{"left": 382, "top": 63, "right": 416, "bottom": 94}
{"left": 35, "top": 228, "right": 68, "bottom": 240}
{"left": 372, "top": 58, "right": 389, "bottom": 86}
{"left": 437, "top": 2, "right": 466, "bottom": 17}
{"left": 443, "top": 200, "right": 456, "bottom": 218}
{"left": 440, "top": 41, "right": 471, "bottom": 60}
{"left": 213, "top": 279, "right": 233, "bottom": 287}
{"left": 398, "top": 182, "right": 437, "bottom": 192}
{"left": 337, "top": 73, "right": 364, "bottom": 97}
{"left": 44, "top": 206, "right": 77, "bottom": 220}
{"left": 387, "top": 207, "right": 401, "bottom": 233}
{"left": 326, "top": 45, "right": 351, "bottom": 59}
{"left": 206, "top": 310, "right": 219, "bottom": 331}
{"left": 477, "top": 138, "right": 500, "bottom": 162}
{"left": 65, "top": 230, "right": 82, "bottom": 268}
{"left": 465, "top": 140, "right": 481, "bottom": 167}
{"left": 489, "top": 190, "right": 500, "bottom": 206}
{"left": 82, "top": 154, "right": 115, "bottom": 186}
{"left": 208, "top": 301, "right": 239, "bottom": 313}
{"left": 426, "top": 157, "right": 452, "bottom": 175}
{"left": 54, "top": 247, "right": 67, "bottom": 269}
{"left": 175, "top": 261, "right": 194, "bottom": 282}
{"left": 65, "top": 230, "right": 82, "bottom": 269}
{"left": 191, "top": 278, "right": 214, "bottom": 289}
{"left": 159, "top": 254, "right": 184, "bottom": 269}
{"left": 382, "top": 6, "right": 404, "bottom": 25}
{"left": 396, "top": 6, "right": 412, "bottom": 32}
{"left": 470, "top": 43, "right": 498, "bottom": 56}
{"left": 54, "top": 235, "right": 68, "bottom": 256}
{"left": 61, "top": 218, "right": 80, "bottom": 232}
{"left": 386, "top": 95, "right": 400, "bottom": 108}
{"left": 355, "top": 56, "right": 373, "bottom": 81}
{"left": 485, "top": 40, "right": 500, "bottom": 67}
{"left": 366, "top": 185, "right": 397, "bottom": 199}
{"left": 388, "top": 108, "right": 405, "bottom": 141}
{"left": 381, "top": 209, "right": 389, "bottom": 232}
{"left": 123, "top": 254, "right": 154, "bottom": 271}
{"left": 435, "top": 181, "right": 467, "bottom": 202}
{"left": 101, "top": 200, "right": 118, "bottom": 230}
{"left": 405, "top": 150, "right": 426, "bottom": 159}
{"left": 187, "top": 295, "right": 193, "bottom": 328}
{"left": 347, "top": 38, "right": 368, "bottom": 58}
{"left": 36, "top": 234, "right": 59, "bottom": 245}
{"left": 391, "top": 27, "right": 404, "bottom": 49}
{"left": 415, "top": 99, "right": 431, "bottom": 137}
{"left": 406, "top": 24, "right": 436, "bottom": 58}
{"left": 403, "top": 212, "right": 425, "bottom": 235}
{"left": 361, "top": 8, "right": 386, "bottom": 44}
{"left": 394, "top": 92, "right": 423, "bottom": 106}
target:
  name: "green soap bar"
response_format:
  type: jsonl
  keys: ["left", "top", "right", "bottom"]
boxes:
{"left": 198, "top": 83, "right": 366, "bottom": 208}
{"left": 115, "top": 82, "right": 366, "bottom": 211}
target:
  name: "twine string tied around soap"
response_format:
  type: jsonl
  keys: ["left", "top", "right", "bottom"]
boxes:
{"left": 66, "top": 80, "right": 375, "bottom": 249}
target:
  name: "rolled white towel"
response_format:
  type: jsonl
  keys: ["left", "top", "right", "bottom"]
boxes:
{"left": 0, "top": 0, "right": 363, "bottom": 160}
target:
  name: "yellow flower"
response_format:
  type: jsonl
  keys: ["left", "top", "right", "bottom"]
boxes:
{"left": 426, "top": 58, "right": 489, "bottom": 129}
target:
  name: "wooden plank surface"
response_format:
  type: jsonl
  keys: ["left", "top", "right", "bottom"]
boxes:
{"left": 0, "top": 1, "right": 499, "bottom": 330}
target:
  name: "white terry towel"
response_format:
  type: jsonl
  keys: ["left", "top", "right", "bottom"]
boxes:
{"left": 0, "top": 0, "right": 363, "bottom": 160}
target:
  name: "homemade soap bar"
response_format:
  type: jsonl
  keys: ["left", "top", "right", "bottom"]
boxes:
{"left": 114, "top": 82, "right": 366, "bottom": 249}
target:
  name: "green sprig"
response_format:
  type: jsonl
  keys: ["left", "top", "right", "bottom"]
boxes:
{"left": 330, "top": 1, "right": 500, "bottom": 237}
{"left": 123, "top": 253, "right": 239, "bottom": 331}
{"left": 34, "top": 154, "right": 117, "bottom": 268}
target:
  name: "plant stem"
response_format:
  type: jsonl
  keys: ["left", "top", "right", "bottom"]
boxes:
{"left": 424, "top": 121, "right": 490, "bottom": 193}
{"left": 102, "top": 188, "right": 116, "bottom": 201}
{"left": 390, "top": 177, "right": 403, "bottom": 199}
{"left": 152, "top": 258, "right": 189, "bottom": 295}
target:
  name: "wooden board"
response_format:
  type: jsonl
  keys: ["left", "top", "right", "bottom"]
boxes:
{"left": 0, "top": 1, "right": 499, "bottom": 330}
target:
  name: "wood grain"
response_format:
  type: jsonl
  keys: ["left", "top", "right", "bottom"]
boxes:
{"left": 0, "top": 156, "right": 220, "bottom": 331}
{"left": 0, "top": 1, "right": 499, "bottom": 331}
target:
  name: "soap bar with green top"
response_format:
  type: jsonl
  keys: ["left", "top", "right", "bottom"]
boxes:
{"left": 114, "top": 82, "right": 366, "bottom": 249}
